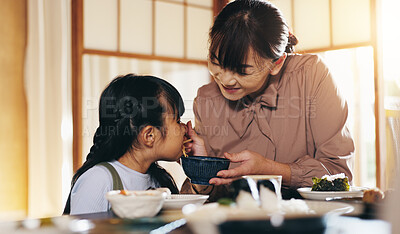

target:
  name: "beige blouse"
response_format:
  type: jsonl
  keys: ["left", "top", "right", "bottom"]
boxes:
{"left": 193, "top": 54, "right": 354, "bottom": 188}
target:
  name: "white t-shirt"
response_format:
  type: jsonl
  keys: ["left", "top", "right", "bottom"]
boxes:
{"left": 70, "top": 160, "right": 159, "bottom": 215}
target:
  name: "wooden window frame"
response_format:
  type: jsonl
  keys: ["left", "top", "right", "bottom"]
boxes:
{"left": 71, "top": 0, "right": 227, "bottom": 172}
{"left": 287, "top": 0, "right": 382, "bottom": 188}
{"left": 72, "top": 0, "right": 383, "bottom": 188}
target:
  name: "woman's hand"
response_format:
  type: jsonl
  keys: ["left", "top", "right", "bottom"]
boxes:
{"left": 184, "top": 121, "right": 207, "bottom": 156}
{"left": 209, "top": 150, "right": 291, "bottom": 185}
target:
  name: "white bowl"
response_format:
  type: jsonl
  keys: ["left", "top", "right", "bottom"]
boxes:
{"left": 163, "top": 194, "right": 209, "bottom": 210}
{"left": 106, "top": 190, "right": 166, "bottom": 218}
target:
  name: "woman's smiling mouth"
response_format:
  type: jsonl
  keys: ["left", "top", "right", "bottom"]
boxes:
{"left": 223, "top": 86, "right": 240, "bottom": 93}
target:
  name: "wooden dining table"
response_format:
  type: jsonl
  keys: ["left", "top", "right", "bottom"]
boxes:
{"left": 1, "top": 190, "right": 391, "bottom": 234}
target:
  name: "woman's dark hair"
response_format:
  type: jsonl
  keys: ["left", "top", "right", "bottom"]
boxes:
{"left": 209, "top": 0, "right": 298, "bottom": 74}
{"left": 63, "top": 74, "right": 184, "bottom": 214}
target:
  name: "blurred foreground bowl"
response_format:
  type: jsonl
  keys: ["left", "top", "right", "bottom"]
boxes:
{"left": 181, "top": 156, "right": 230, "bottom": 185}
{"left": 106, "top": 190, "right": 166, "bottom": 218}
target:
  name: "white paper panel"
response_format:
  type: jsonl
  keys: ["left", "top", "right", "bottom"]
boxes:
{"left": 120, "top": 0, "right": 152, "bottom": 54}
{"left": 187, "top": 0, "right": 213, "bottom": 7}
{"left": 82, "top": 54, "right": 209, "bottom": 189}
{"left": 293, "top": 0, "right": 330, "bottom": 50}
{"left": 84, "top": 0, "right": 118, "bottom": 50}
{"left": 269, "top": 0, "right": 293, "bottom": 31}
{"left": 187, "top": 7, "right": 212, "bottom": 60}
{"left": 155, "top": 2, "right": 184, "bottom": 57}
{"left": 332, "top": 0, "right": 371, "bottom": 45}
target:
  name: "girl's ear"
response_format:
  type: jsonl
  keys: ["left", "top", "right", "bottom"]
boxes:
{"left": 270, "top": 52, "right": 287, "bottom": 75}
{"left": 140, "top": 125, "right": 156, "bottom": 147}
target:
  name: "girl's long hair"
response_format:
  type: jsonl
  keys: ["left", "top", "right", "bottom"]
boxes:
{"left": 63, "top": 74, "right": 184, "bottom": 214}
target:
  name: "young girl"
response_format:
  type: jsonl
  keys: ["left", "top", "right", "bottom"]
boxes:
{"left": 63, "top": 74, "right": 186, "bottom": 215}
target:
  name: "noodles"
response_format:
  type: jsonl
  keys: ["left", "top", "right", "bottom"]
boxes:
{"left": 183, "top": 139, "right": 193, "bottom": 144}
{"left": 182, "top": 147, "right": 188, "bottom": 157}
{"left": 182, "top": 139, "right": 192, "bottom": 157}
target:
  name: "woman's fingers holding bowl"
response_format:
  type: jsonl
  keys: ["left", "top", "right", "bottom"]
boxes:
{"left": 209, "top": 153, "right": 258, "bottom": 185}
{"left": 223, "top": 150, "right": 260, "bottom": 162}
{"left": 209, "top": 177, "right": 237, "bottom": 185}
{"left": 216, "top": 165, "right": 249, "bottom": 178}
{"left": 215, "top": 150, "right": 268, "bottom": 179}
{"left": 223, "top": 152, "right": 247, "bottom": 163}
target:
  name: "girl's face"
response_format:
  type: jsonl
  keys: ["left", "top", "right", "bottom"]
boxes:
{"left": 155, "top": 113, "right": 186, "bottom": 161}
{"left": 208, "top": 48, "right": 274, "bottom": 101}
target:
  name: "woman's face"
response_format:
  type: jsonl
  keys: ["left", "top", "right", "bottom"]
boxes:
{"left": 208, "top": 48, "right": 274, "bottom": 101}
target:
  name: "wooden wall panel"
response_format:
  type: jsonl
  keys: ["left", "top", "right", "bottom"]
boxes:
{"left": 0, "top": 0, "right": 28, "bottom": 218}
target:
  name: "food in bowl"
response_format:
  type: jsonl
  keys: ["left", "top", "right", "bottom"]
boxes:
{"left": 311, "top": 173, "right": 349, "bottom": 191}
{"left": 181, "top": 156, "right": 230, "bottom": 185}
{"left": 106, "top": 190, "right": 166, "bottom": 218}
{"left": 119, "top": 188, "right": 171, "bottom": 197}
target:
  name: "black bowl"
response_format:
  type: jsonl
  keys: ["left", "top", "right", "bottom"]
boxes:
{"left": 181, "top": 156, "right": 230, "bottom": 185}
{"left": 218, "top": 217, "right": 326, "bottom": 234}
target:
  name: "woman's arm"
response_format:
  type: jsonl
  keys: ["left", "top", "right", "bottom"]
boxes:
{"left": 180, "top": 96, "right": 229, "bottom": 201}
{"left": 288, "top": 56, "right": 354, "bottom": 187}
{"left": 180, "top": 122, "right": 229, "bottom": 201}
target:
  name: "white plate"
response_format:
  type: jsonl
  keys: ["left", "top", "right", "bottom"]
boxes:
{"left": 163, "top": 194, "right": 209, "bottom": 210}
{"left": 297, "top": 186, "right": 367, "bottom": 200}
{"left": 186, "top": 200, "right": 353, "bottom": 220}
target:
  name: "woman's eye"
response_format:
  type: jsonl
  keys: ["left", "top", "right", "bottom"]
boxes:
{"left": 237, "top": 70, "right": 250, "bottom": 76}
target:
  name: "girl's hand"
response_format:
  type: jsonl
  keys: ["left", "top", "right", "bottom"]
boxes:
{"left": 184, "top": 121, "right": 207, "bottom": 156}
{"left": 209, "top": 150, "right": 291, "bottom": 185}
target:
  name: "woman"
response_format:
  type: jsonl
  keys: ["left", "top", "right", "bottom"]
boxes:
{"left": 182, "top": 0, "right": 354, "bottom": 197}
